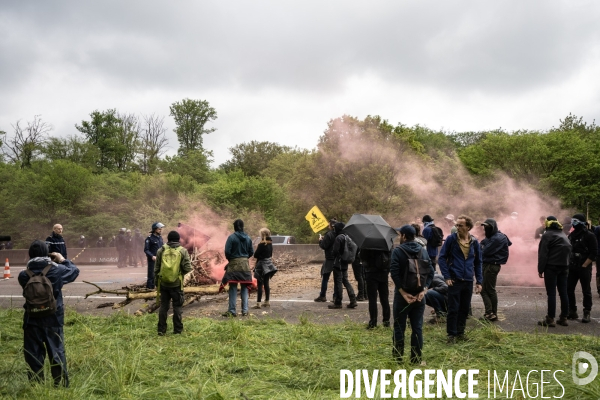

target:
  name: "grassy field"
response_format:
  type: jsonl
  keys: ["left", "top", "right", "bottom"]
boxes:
{"left": 0, "top": 308, "right": 599, "bottom": 399}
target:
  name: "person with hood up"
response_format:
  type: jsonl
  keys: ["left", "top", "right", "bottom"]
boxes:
{"left": 479, "top": 218, "right": 512, "bottom": 322}
{"left": 252, "top": 228, "right": 278, "bottom": 309}
{"left": 390, "top": 225, "right": 434, "bottom": 364}
{"left": 567, "top": 213, "right": 597, "bottom": 323}
{"left": 329, "top": 222, "right": 358, "bottom": 309}
{"left": 315, "top": 218, "right": 337, "bottom": 302}
{"left": 18, "top": 240, "right": 79, "bottom": 387}
{"left": 537, "top": 216, "right": 571, "bottom": 327}
{"left": 46, "top": 224, "right": 67, "bottom": 259}
{"left": 437, "top": 215, "right": 483, "bottom": 344}
{"left": 222, "top": 219, "right": 254, "bottom": 317}
{"left": 154, "top": 231, "right": 192, "bottom": 335}
{"left": 425, "top": 273, "right": 448, "bottom": 324}
{"left": 144, "top": 222, "right": 165, "bottom": 289}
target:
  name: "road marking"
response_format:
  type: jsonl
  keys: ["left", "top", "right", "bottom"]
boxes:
{"left": 0, "top": 295, "right": 126, "bottom": 299}
{"left": 129, "top": 273, "right": 147, "bottom": 275}
{"left": 73, "top": 281, "right": 114, "bottom": 284}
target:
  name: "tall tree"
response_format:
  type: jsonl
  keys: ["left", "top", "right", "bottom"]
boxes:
{"left": 138, "top": 114, "right": 169, "bottom": 174}
{"left": 2, "top": 115, "right": 51, "bottom": 168}
{"left": 220, "top": 141, "right": 292, "bottom": 176}
{"left": 169, "top": 98, "right": 217, "bottom": 155}
{"left": 42, "top": 136, "right": 100, "bottom": 170}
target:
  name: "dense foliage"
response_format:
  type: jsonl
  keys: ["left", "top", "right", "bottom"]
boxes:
{"left": 1, "top": 100, "right": 597, "bottom": 246}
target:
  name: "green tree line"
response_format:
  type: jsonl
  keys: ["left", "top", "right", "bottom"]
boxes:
{"left": 1, "top": 99, "right": 597, "bottom": 247}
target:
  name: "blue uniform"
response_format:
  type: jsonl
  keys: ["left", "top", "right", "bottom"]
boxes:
{"left": 45, "top": 232, "right": 67, "bottom": 258}
{"left": 144, "top": 233, "right": 164, "bottom": 289}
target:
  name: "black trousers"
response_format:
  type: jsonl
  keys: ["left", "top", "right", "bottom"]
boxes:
{"left": 544, "top": 266, "right": 569, "bottom": 319}
{"left": 351, "top": 260, "right": 366, "bottom": 298}
{"left": 23, "top": 325, "right": 69, "bottom": 387}
{"left": 333, "top": 266, "right": 355, "bottom": 304}
{"left": 257, "top": 275, "right": 271, "bottom": 302}
{"left": 158, "top": 286, "right": 184, "bottom": 334}
{"left": 446, "top": 281, "right": 472, "bottom": 337}
{"left": 365, "top": 270, "right": 390, "bottom": 325}
{"left": 147, "top": 259, "right": 155, "bottom": 289}
{"left": 567, "top": 265, "right": 593, "bottom": 312}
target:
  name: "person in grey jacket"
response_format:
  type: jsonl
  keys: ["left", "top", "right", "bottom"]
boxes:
{"left": 537, "top": 216, "right": 572, "bottom": 327}
{"left": 425, "top": 274, "right": 448, "bottom": 323}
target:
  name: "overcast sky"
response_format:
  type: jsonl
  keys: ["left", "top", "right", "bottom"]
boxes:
{"left": 1, "top": 1, "right": 599, "bottom": 165}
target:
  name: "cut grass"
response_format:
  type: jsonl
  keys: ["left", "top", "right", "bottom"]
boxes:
{"left": 0, "top": 308, "right": 599, "bottom": 399}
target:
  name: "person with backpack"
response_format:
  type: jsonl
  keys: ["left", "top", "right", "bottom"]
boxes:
{"left": 144, "top": 222, "right": 165, "bottom": 289}
{"left": 438, "top": 215, "right": 483, "bottom": 344}
{"left": 154, "top": 231, "right": 192, "bottom": 335}
{"left": 537, "top": 216, "right": 571, "bottom": 327}
{"left": 390, "top": 225, "right": 434, "bottom": 364}
{"left": 479, "top": 218, "right": 512, "bottom": 322}
{"left": 315, "top": 218, "right": 337, "bottom": 302}
{"left": 18, "top": 240, "right": 79, "bottom": 387}
{"left": 422, "top": 215, "right": 443, "bottom": 272}
{"left": 328, "top": 222, "right": 358, "bottom": 309}
{"left": 567, "top": 213, "right": 597, "bottom": 323}
{"left": 252, "top": 228, "right": 278, "bottom": 309}
{"left": 222, "top": 219, "right": 254, "bottom": 317}
{"left": 361, "top": 247, "right": 391, "bottom": 329}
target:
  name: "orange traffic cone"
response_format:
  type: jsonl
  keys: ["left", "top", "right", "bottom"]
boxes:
{"left": 3, "top": 258, "right": 10, "bottom": 279}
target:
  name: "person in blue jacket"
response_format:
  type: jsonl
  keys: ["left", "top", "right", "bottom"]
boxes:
{"left": 144, "top": 222, "right": 164, "bottom": 289}
{"left": 437, "top": 215, "right": 483, "bottom": 344}
{"left": 18, "top": 240, "right": 79, "bottom": 387}
{"left": 479, "top": 218, "right": 512, "bottom": 322}
{"left": 222, "top": 219, "right": 254, "bottom": 317}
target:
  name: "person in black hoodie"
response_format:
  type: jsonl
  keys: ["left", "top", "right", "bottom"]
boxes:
{"left": 390, "top": 225, "right": 434, "bottom": 364}
{"left": 567, "top": 213, "right": 597, "bottom": 323}
{"left": 538, "top": 216, "right": 572, "bottom": 327}
{"left": 328, "top": 222, "right": 357, "bottom": 309}
{"left": 361, "top": 247, "right": 391, "bottom": 329}
{"left": 18, "top": 240, "right": 79, "bottom": 387}
{"left": 252, "top": 228, "right": 277, "bottom": 309}
{"left": 479, "top": 218, "right": 512, "bottom": 322}
{"left": 315, "top": 218, "right": 337, "bottom": 302}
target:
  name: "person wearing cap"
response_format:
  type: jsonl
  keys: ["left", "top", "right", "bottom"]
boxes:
{"left": 155, "top": 231, "right": 192, "bottom": 335}
{"left": 18, "top": 240, "right": 79, "bottom": 387}
{"left": 116, "top": 228, "right": 128, "bottom": 268}
{"left": 314, "top": 218, "right": 338, "bottom": 302}
{"left": 133, "top": 228, "right": 145, "bottom": 268}
{"left": 421, "top": 215, "right": 442, "bottom": 271}
{"left": 144, "top": 222, "right": 165, "bottom": 289}
{"left": 46, "top": 224, "right": 67, "bottom": 259}
{"left": 537, "top": 216, "right": 571, "bottom": 327}
{"left": 479, "top": 218, "right": 512, "bottom": 322}
{"left": 437, "top": 215, "right": 483, "bottom": 344}
{"left": 222, "top": 219, "right": 254, "bottom": 317}
{"left": 329, "top": 222, "right": 358, "bottom": 309}
{"left": 390, "top": 225, "right": 434, "bottom": 364}
{"left": 567, "top": 213, "right": 597, "bottom": 323}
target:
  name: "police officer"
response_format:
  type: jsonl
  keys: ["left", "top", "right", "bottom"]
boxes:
{"left": 116, "top": 228, "right": 127, "bottom": 268}
{"left": 144, "top": 222, "right": 164, "bottom": 289}
{"left": 125, "top": 229, "right": 134, "bottom": 266}
{"left": 133, "top": 228, "right": 145, "bottom": 268}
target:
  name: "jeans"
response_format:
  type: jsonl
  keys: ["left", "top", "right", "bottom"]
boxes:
{"left": 23, "top": 325, "right": 69, "bottom": 387}
{"left": 257, "top": 275, "right": 271, "bottom": 302}
{"left": 158, "top": 286, "right": 184, "bottom": 334}
{"left": 366, "top": 270, "right": 390, "bottom": 325}
{"left": 319, "top": 272, "right": 332, "bottom": 298}
{"left": 425, "top": 289, "right": 447, "bottom": 316}
{"left": 228, "top": 283, "right": 249, "bottom": 315}
{"left": 567, "top": 265, "right": 593, "bottom": 312}
{"left": 146, "top": 259, "right": 155, "bottom": 289}
{"left": 446, "top": 280, "right": 472, "bottom": 337}
{"left": 480, "top": 263, "right": 501, "bottom": 315}
{"left": 352, "top": 260, "right": 367, "bottom": 298}
{"left": 333, "top": 266, "right": 355, "bottom": 304}
{"left": 543, "top": 266, "right": 569, "bottom": 319}
{"left": 393, "top": 289, "right": 425, "bottom": 363}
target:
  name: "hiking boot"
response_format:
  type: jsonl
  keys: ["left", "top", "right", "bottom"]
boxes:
{"left": 567, "top": 310, "right": 579, "bottom": 320}
{"left": 252, "top": 303, "right": 262, "bottom": 309}
{"left": 487, "top": 313, "right": 498, "bottom": 322}
{"left": 328, "top": 303, "right": 342, "bottom": 309}
{"left": 538, "top": 316, "right": 555, "bottom": 327}
{"left": 366, "top": 322, "right": 376, "bottom": 330}
{"left": 383, "top": 320, "right": 390, "bottom": 328}
{"left": 556, "top": 316, "right": 569, "bottom": 326}
{"left": 221, "top": 311, "right": 237, "bottom": 317}
{"left": 446, "top": 336, "right": 457, "bottom": 345}
{"left": 457, "top": 334, "right": 469, "bottom": 342}
{"left": 428, "top": 316, "right": 440, "bottom": 325}
{"left": 582, "top": 311, "right": 591, "bottom": 323}
{"left": 314, "top": 296, "right": 327, "bottom": 302}
{"left": 262, "top": 300, "right": 270, "bottom": 308}
{"left": 241, "top": 312, "right": 248, "bottom": 317}
{"left": 347, "top": 296, "right": 358, "bottom": 309}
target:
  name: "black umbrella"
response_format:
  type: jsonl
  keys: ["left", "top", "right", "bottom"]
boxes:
{"left": 342, "top": 214, "right": 398, "bottom": 251}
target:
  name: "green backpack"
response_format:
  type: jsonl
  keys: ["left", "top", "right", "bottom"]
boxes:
{"left": 159, "top": 245, "right": 183, "bottom": 285}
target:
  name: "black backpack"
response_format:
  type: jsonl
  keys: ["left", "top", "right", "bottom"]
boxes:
{"left": 341, "top": 235, "right": 358, "bottom": 263}
{"left": 428, "top": 225, "right": 444, "bottom": 248}
{"left": 399, "top": 246, "right": 431, "bottom": 293}
{"left": 23, "top": 264, "right": 57, "bottom": 318}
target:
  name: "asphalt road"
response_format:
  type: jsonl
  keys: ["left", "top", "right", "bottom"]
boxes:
{"left": 1, "top": 263, "right": 599, "bottom": 335}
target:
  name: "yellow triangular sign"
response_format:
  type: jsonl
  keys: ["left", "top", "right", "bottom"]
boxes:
{"left": 305, "top": 206, "right": 329, "bottom": 233}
